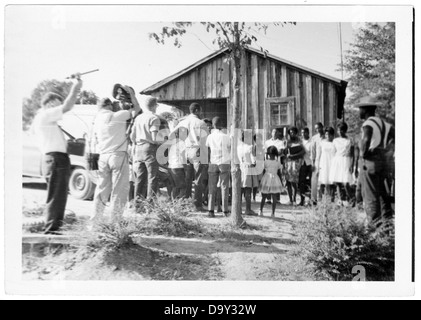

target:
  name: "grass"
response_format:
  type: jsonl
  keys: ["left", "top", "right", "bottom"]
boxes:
{"left": 294, "top": 198, "right": 395, "bottom": 281}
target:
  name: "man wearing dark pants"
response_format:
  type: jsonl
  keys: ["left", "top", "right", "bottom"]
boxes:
{"left": 130, "top": 96, "right": 161, "bottom": 202}
{"left": 298, "top": 127, "right": 312, "bottom": 206}
{"left": 171, "top": 103, "right": 208, "bottom": 211}
{"left": 32, "top": 73, "right": 83, "bottom": 234}
{"left": 310, "top": 122, "right": 324, "bottom": 205}
{"left": 206, "top": 117, "right": 231, "bottom": 217}
{"left": 357, "top": 97, "right": 394, "bottom": 226}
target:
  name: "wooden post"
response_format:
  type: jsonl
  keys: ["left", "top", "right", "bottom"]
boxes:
{"left": 230, "top": 22, "right": 245, "bottom": 228}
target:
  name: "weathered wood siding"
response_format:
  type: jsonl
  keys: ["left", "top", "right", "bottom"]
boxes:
{"left": 146, "top": 50, "right": 340, "bottom": 133}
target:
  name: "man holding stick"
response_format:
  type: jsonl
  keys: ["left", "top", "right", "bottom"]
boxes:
{"left": 32, "top": 72, "right": 83, "bottom": 234}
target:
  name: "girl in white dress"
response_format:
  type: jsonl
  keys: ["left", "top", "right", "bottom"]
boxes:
{"left": 259, "top": 146, "right": 283, "bottom": 217}
{"left": 329, "top": 122, "right": 355, "bottom": 205}
{"left": 238, "top": 130, "right": 259, "bottom": 215}
{"left": 317, "top": 127, "right": 336, "bottom": 202}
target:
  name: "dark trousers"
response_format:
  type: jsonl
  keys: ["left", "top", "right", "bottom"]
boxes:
{"left": 299, "top": 163, "right": 312, "bottom": 199}
{"left": 184, "top": 162, "right": 207, "bottom": 208}
{"left": 134, "top": 143, "right": 159, "bottom": 200}
{"left": 208, "top": 164, "right": 230, "bottom": 212}
{"left": 42, "top": 152, "right": 70, "bottom": 234}
{"left": 360, "top": 159, "right": 393, "bottom": 224}
{"left": 169, "top": 168, "right": 187, "bottom": 199}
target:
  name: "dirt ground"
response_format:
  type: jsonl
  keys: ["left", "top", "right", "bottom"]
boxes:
{"left": 22, "top": 180, "right": 316, "bottom": 281}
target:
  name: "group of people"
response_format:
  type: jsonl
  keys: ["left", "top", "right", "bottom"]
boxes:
{"left": 32, "top": 73, "right": 394, "bottom": 235}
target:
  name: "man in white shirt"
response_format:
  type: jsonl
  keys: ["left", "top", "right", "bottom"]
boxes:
{"left": 167, "top": 128, "right": 187, "bottom": 199}
{"left": 32, "top": 73, "right": 83, "bottom": 234}
{"left": 130, "top": 96, "right": 161, "bottom": 202}
{"left": 264, "top": 128, "right": 285, "bottom": 157}
{"left": 92, "top": 90, "right": 141, "bottom": 221}
{"left": 206, "top": 117, "right": 231, "bottom": 217}
{"left": 171, "top": 103, "right": 208, "bottom": 211}
{"left": 310, "top": 122, "right": 325, "bottom": 205}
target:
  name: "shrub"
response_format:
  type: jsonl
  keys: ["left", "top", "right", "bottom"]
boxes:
{"left": 295, "top": 198, "right": 395, "bottom": 281}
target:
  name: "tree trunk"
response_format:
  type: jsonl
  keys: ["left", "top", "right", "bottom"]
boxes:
{"left": 230, "top": 23, "right": 245, "bottom": 228}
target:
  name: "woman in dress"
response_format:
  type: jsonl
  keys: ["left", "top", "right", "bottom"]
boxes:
{"left": 329, "top": 122, "right": 355, "bottom": 206}
{"left": 259, "top": 146, "right": 283, "bottom": 217}
{"left": 238, "top": 130, "right": 259, "bottom": 215}
{"left": 284, "top": 126, "right": 306, "bottom": 205}
{"left": 317, "top": 127, "right": 336, "bottom": 202}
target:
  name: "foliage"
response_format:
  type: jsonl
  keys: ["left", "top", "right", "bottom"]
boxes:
{"left": 130, "top": 197, "right": 203, "bottom": 237}
{"left": 295, "top": 199, "right": 395, "bottom": 281}
{"left": 343, "top": 23, "right": 395, "bottom": 124}
{"left": 149, "top": 22, "right": 295, "bottom": 52}
{"left": 22, "top": 79, "right": 98, "bottom": 130}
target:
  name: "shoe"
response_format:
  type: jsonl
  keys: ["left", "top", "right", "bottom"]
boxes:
{"left": 208, "top": 211, "right": 215, "bottom": 218}
{"left": 266, "top": 201, "right": 272, "bottom": 204}
{"left": 259, "top": 211, "right": 263, "bottom": 217}
{"left": 217, "top": 208, "right": 223, "bottom": 213}
{"left": 224, "top": 211, "right": 230, "bottom": 217}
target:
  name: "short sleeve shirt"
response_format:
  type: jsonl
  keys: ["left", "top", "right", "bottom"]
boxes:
{"left": 32, "top": 105, "right": 67, "bottom": 154}
{"left": 94, "top": 109, "right": 131, "bottom": 153}
{"left": 132, "top": 111, "right": 161, "bottom": 145}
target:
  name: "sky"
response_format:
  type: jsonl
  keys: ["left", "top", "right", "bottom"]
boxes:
{"left": 5, "top": 5, "right": 358, "bottom": 102}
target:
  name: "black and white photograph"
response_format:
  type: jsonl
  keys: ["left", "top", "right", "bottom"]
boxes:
{"left": 2, "top": 3, "right": 416, "bottom": 298}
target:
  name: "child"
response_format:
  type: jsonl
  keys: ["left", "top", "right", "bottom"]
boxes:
{"left": 259, "top": 146, "right": 283, "bottom": 217}
{"left": 238, "top": 130, "right": 259, "bottom": 215}
{"left": 317, "top": 127, "right": 336, "bottom": 202}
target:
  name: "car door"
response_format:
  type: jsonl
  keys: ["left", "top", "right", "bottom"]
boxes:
{"left": 22, "top": 131, "right": 43, "bottom": 177}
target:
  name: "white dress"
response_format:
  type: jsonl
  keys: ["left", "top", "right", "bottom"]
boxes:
{"left": 317, "top": 140, "right": 336, "bottom": 185}
{"left": 260, "top": 160, "right": 283, "bottom": 194}
{"left": 237, "top": 142, "right": 260, "bottom": 188}
{"left": 329, "top": 137, "right": 353, "bottom": 184}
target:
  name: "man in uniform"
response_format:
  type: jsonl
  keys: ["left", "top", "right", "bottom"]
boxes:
{"left": 357, "top": 96, "right": 394, "bottom": 225}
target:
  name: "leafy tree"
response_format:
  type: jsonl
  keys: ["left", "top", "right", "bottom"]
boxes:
{"left": 77, "top": 89, "right": 99, "bottom": 105}
{"left": 343, "top": 22, "right": 395, "bottom": 132}
{"left": 149, "top": 22, "right": 295, "bottom": 227}
{"left": 22, "top": 80, "right": 98, "bottom": 130}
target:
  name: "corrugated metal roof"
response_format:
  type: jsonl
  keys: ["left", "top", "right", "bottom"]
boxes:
{"left": 140, "top": 46, "right": 345, "bottom": 94}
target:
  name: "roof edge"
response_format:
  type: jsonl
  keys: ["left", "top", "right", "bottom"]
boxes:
{"left": 141, "top": 45, "right": 347, "bottom": 94}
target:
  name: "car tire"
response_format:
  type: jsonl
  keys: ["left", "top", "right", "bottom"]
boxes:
{"left": 69, "top": 168, "right": 96, "bottom": 200}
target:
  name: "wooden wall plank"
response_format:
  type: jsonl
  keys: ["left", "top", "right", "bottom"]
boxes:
{"left": 300, "top": 73, "right": 307, "bottom": 129}
{"left": 294, "top": 71, "right": 301, "bottom": 128}
{"left": 287, "top": 68, "right": 294, "bottom": 97}
{"left": 306, "top": 75, "right": 313, "bottom": 133}
{"left": 259, "top": 57, "right": 268, "bottom": 133}
{"left": 212, "top": 59, "right": 217, "bottom": 98}
{"left": 174, "top": 78, "right": 184, "bottom": 100}
{"left": 220, "top": 56, "right": 230, "bottom": 98}
{"left": 216, "top": 57, "right": 223, "bottom": 98}
{"left": 312, "top": 77, "right": 318, "bottom": 126}
{"left": 251, "top": 54, "right": 259, "bottom": 130}
{"left": 206, "top": 63, "right": 212, "bottom": 98}
{"left": 328, "top": 83, "right": 335, "bottom": 127}
{"left": 271, "top": 61, "right": 277, "bottom": 98}
{"left": 319, "top": 80, "right": 324, "bottom": 127}
{"left": 281, "top": 65, "right": 287, "bottom": 97}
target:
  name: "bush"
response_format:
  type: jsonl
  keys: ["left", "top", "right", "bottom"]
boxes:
{"left": 295, "top": 199, "right": 395, "bottom": 281}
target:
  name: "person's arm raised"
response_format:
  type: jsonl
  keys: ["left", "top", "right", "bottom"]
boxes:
{"left": 62, "top": 73, "right": 83, "bottom": 114}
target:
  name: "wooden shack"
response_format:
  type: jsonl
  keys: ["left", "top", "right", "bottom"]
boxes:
{"left": 140, "top": 46, "right": 347, "bottom": 137}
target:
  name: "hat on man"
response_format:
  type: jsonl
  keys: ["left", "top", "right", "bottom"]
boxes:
{"left": 112, "top": 83, "right": 132, "bottom": 100}
{"left": 355, "top": 95, "right": 383, "bottom": 111}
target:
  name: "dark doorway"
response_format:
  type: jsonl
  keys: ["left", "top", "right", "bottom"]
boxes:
{"left": 161, "top": 99, "right": 228, "bottom": 129}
